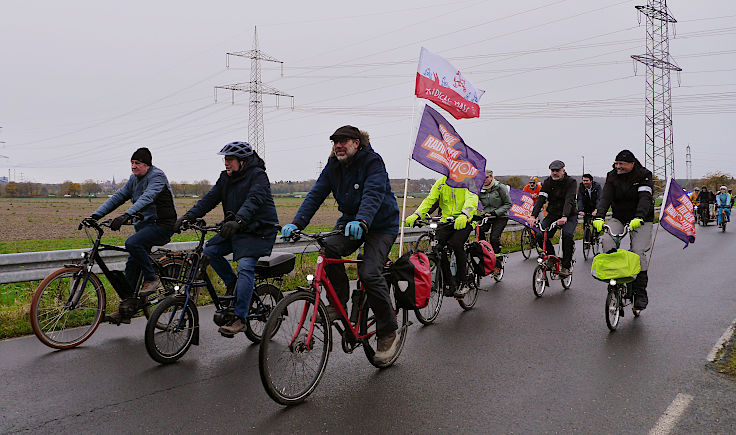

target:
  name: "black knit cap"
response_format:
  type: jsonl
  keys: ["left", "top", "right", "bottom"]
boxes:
{"left": 131, "top": 147, "right": 152, "bottom": 166}
{"left": 615, "top": 149, "right": 636, "bottom": 163}
{"left": 329, "top": 125, "right": 361, "bottom": 141}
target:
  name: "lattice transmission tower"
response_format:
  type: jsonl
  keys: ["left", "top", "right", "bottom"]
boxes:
{"left": 685, "top": 144, "right": 692, "bottom": 187}
{"left": 215, "top": 27, "right": 293, "bottom": 160}
{"left": 631, "top": 0, "right": 682, "bottom": 186}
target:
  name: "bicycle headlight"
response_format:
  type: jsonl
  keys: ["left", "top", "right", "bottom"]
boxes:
{"left": 174, "top": 285, "right": 180, "bottom": 291}
{"left": 537, "top": 257, "right": 543, "bottom": 264}
{"left": 429, "top": 223, "right": 438, "bottom": 229}
{"left": 609, "top": 279, "right": 616, "bottom": 285}
{"left": 306, "top": 274, "right": 314, "bottom": 284}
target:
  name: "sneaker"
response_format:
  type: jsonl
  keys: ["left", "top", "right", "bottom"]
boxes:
{"left": 559, "top": 267, "right": 571, "bottom": 277}
{"left": 374, "top": 330, "right": 400, "bottom": 364}
{"left": 141, "top": 277, "right": 162, "bottom": 295}
{"left": 453, "top": 284, "right": 470, "bottom": 298}
{"left": 219, "top": 318, "right": 246, "bottom": 337}
{"left": 105, "top": 310, "right": 131, "bottom": 325}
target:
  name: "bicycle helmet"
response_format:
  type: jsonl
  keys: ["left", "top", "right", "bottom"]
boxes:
{"left": 218, "top": 141, "right": 253, "bottom": 159}
{"left": 720, "top": 185, "right": 728, "bottom": 190}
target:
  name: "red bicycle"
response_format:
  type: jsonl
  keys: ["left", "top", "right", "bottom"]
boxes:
{"left": 531, "top": 222, "right": 573, "bottom": 297}
{"left": 258, "top": 229, "right": 409, "bottom": 406}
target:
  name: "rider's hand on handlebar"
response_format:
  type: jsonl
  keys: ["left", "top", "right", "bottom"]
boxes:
{"left": 220, "top": 220, "right": 241, "bottom": 239}
{"left": 592, "top": 218, "right": 605, "bottom": 233}
{"left": 527, "top": 216, "right": 539, "bottom": 227}
{"left": 453, "top": 214, "right": 468, "bottom": 230}
{"left": 404, "top": 213, "right": 419, "bottom": 227}
{"left": 281, "top": 223, "right": 298, "bottom": 241}
{"left": 345, "top": 220, "right": 365, "bottom": 240}
{"left": 629, "top": 217, "right": 643, "bottom": 230}
{"left": 109, "top": 213, "right": 131, "bottom": 231}
{"left": 578, "top": 211, "right": 585, "bottom": 216}
{"left": 174, "top": 214, "right": 194, "bottom": 233}
{"left": 555, "top": 216, "right": 568, "bottom": 226}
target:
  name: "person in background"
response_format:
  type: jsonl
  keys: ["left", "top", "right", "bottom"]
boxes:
{"left": 477, "top": 170, "right": 511, "bottom": 276}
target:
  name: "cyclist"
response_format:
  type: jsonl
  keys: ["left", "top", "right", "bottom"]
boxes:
{"left": 523, "top": 176, "right": 542, "bottom": 203}
{"left": 175, "top": 141, "right": 279, "bottom": 337}
{"left": 716, "top": 185, "right": 732, "bottom": 226}
{"left": 87, "top": 147, "right": 177, "bottom": 323}
{"left": 477, "top": 169, "right": 511, "bottom": 276}
{"left": 405, "top": 175, "right": 479, "bottom": 297}
{"left": 699, "top": 185, "right": 712, "bottom": 223}
{"left": 526, "top": 160, "right": 577, "bottom": 276}
{"left": 592, "top": 149, "right": 654, "bottom": 310}
{"left": 280, "top": 125, "right": 400, "bottom": 364}
{"left": 577, "top": 173, "right": 601, "bottom": 233}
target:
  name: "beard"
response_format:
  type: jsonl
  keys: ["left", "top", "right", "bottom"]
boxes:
{"left": 335, "top": 146, "right": 357, "bottom": 162}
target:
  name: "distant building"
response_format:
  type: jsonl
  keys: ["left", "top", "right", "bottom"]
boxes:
{"left": 0, "top": 176, "right": 7, "bottom": 183}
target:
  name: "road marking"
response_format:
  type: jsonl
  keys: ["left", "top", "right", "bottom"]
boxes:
{"left": 649, "top": 393, "right": 694, "bottom": 435}
{"left": 706, "top": 316, "right": 736, "bottom": 362}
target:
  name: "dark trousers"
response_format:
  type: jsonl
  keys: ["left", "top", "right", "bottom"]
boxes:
{"left": 535, "top": 215, "right": 576, "bottom": 269}
{"left": 435, "top": 224, "right": 473, "bottom": 288}
{"left": 478, "top": 216, "right": 508, "bottom": 257}
{"left": 122, "top": 223, "right": 172, "bottom": 298}
{"left": 323, "top": 229, "right": 398, "bottom": 337}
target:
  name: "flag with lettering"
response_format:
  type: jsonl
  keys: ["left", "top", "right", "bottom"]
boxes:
{"left": 659, "top": 178, "right": 696, "bottom": 248}
{"left": 508, "top": 187, "right": 535, "bottom": 228}
{"left": 415, "top": 47, "right": 485, "bottom": 119}
{"left": 412, "top": 104, "right": 486, "bottom": 195}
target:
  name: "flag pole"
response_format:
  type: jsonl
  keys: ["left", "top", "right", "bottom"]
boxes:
{"left": 648, "top": 176, "right": 671, "bottom": 266}
{"left": 398, "top": 99, "right": 419, "bottom": 256}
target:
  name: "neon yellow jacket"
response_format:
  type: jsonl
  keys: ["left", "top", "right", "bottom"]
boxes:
{"left": 413, "top": 176, "right": 479, "bottom": 222}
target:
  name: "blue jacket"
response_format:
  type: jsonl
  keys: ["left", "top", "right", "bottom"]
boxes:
{"left": 94, "top": 165, "right": 177, "bottom": 230}
{"left": 293, "top": 144, "right": 399, "bottom": 235}
{"left": 186, "top": 154, "right": 278, "bottom": 260}
{"left": 577, "top": 180, "right": 602, "bottom": 214}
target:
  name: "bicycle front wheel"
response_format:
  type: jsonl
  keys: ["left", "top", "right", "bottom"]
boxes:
{"left": 532, "top": 265, "right": 546, "bottom": 297}
{"left": 361, "top": 283, "right": 409, "bottom": 368}
{"left": 457, "top": 258, "right": 479, "bottom": 310}
{"left": 144, "top": 296, "right": 197, "bottom": 364}
{"left": 605, "top": 289, "right": 621, "bottom": 331}
{"left": 30, "top": 267, "right": 105, "bottom": 349}
{"left": 245, "top": 283, "right": 283, "bottom": 343}
{"left": 259, "top": 291, "right": 331, "bottom": 406}
{"left": 414, "top": 253, "right": 443, "bottom": 325}
{"left": 521, "top": 228, "right": 533, "bottom": 259}
{"left": 144, "top": 255, "right": 188, "bottom": 329}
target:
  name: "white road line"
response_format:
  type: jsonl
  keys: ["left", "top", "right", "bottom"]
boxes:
{"left": 706, "top": 317, "right": 736, "bottom": 362}
{"left": 649, "top": 393, "right": 694, "bottom": 435}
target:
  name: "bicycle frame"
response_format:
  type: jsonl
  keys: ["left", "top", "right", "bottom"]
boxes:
{"left": 537, "top": 222, "right": 561, "bottom": 274}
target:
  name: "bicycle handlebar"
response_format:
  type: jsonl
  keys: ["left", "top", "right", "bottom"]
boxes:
{"left": 601, "top": 224, "right": 630, "bottom": 238}
{"left": 286, "top": 229, "right": 343, "bottom": 245}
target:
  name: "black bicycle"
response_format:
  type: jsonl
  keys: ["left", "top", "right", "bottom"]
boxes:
{"left": 410, "top": 215, "right": 480, "bottom": 325}
{"left": 30, "top": 216, "right": 183, "bottom": 349}
{"left": 144, "top": 219, "right": 292, "bottom": 364}
{"left": 582, "top": 213, "right": 602, "bottom": 261}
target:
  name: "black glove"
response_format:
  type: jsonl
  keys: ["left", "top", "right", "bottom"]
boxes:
{"left": 89, "top": 213, "right": 102, "bottom": 221}
{"left": 110, "top": 213, "right": 131, "bottom": 231}
{"left": 174, "top": 215, "right": 192, "bottom": 233}
{"left": 219, "top": 220, "right": 241, "bottom": 239}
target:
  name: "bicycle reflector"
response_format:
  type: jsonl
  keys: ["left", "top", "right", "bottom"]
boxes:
{"left": 306, "top": 274, "right": 314, "bottom": 284}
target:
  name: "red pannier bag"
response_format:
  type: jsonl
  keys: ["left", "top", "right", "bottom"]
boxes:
{"left": 390, "top": 251, "right": 432, "bottom": 310}
{"left": 468, "top": 240, "right": 496, "bottom": 276}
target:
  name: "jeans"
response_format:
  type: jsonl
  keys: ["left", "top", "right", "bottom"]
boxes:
{"left": 123, "top": 224, "right": 172, "bottom": 298}
{"left": 323, "top": 229, "right": 398, "bottom": 337}
{"left": 203, "top": 241, "right": 257, "bottom": 321}
{"left": 478, "top": 216, "right": 508, "bottom": 257}
{"left": 718, "top": 207, "right": 731, "bottom": 225}
{"left": 435, "top": 224, "right": 474, "bottom": 288}
{"left": 536, "top": 215, "right": 576, "bottom": 269}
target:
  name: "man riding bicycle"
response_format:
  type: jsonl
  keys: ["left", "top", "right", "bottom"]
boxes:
{"left": 577, "top": 173, "right": 601, "bottom": 228}
{"left": 477, "top": 169, "right": 511, "bottom": 276}
{"left": 405, "top": 175, "right": 479, "bottom": 298}
{"left": 175, "top": 141, "right": 279, "bottom": 337}
{"left": 527, "top": 160, "right": 577, "bottom": 277}
{"left": 592, "top": 149, "right": 654, "bottom": 310}
{"left": 87, "top": 147, "right": 177, "bottom": 323}
{"left": 281, "top": 125, "right": 400, "bottom": 364}
{"left": 699, "top": 185, "right": 713, "bottom": 222}
{"left": 716, "top": 185, "right": 732, "bottom": 226}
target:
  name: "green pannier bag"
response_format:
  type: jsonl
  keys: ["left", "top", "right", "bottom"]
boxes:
{"left": 590, "top": 249, "right": 641, "bottom": 283}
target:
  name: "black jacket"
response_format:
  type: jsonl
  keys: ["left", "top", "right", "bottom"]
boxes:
{"left": 596, "top": 161, "right": 654, "bottom": 223}
{"left": 532, "top": 174, "right": 577, "bottom": 218}
{"left": 186, "top": 154, "right": 279, "bottom": 260}
{"left": 577, "top": 181, "right": 602, "bottom": 214}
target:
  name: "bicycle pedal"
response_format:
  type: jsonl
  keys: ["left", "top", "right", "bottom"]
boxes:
{"left": 138, "top": 289, "right": 156, "bottom": 299}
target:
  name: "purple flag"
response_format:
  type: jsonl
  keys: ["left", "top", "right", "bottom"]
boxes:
{"left": 508, "top": 187, "right": 535, "bottom": 228}
{"left": 412, "top": 104, "right": 486, "bottom": 195}
{"left": 660, "top": 178, "right": 696, "bottom": 248}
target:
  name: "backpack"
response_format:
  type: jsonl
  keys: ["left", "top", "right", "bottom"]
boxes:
{"left": 390, "top": 251, "right": 432, "bottom": 310}
{"left": 468, "top": 240, "right": 496, "bottom": 276}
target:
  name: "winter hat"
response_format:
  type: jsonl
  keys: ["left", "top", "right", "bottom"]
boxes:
{"left": 615, "top": 149, "right": 636, "bottom": 163}
{"left": 131, "top": 147, "right": 152, "bottom": 166}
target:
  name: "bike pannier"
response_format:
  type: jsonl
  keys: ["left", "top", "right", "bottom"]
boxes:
{"left": 468, "top": 240, "right": 496, "bottom": 276}
{"left": 390, "top": 251, "right": 432, "bottom": 310}
{"left": 590, "top": 249, "right": 641, "bottom": 282}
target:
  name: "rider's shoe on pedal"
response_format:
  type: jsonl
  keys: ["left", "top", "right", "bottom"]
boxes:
{"left": 559, "top": 267, "right": 571, "bottom": 277}
{"left": 633, "top": 292, "right": 648, "bottom": 310}
{"left": 374, "top": 330, "right": 400, "bottom": 364}
{"left": 106, "top": 310, "right": 131, "bottom": 325}
{"left": 453, "top": 282, "right": 470, "bottom": 298}
{"left": 219, "top": 317, "right": 246, "bottom": 337}
{"left": 141, "top": 277, "right": 161, "bottom": 295}
{"left": 106, "top": 297, "right": 138, "bottom": 324}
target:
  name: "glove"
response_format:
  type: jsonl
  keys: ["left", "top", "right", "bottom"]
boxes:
{"left": 404, "top": 213, "right": 419, "bottom": 227}
{"left": 281, "top": 224, "right": 298, "bottom": 240}
{"left": 89, "top": 213, "right": 102, "bottom": 221}
{"left": 220, "top": 220, "right": 240, "bottom": 239}
{"left": 345, "top": 220, "right": 365, "bottom": 240}
{"left": 110, "top": 213, "right": 131, "bottom": 231}
{"left": 592, "top": 218, "right": 605, "bottom": 233}
{"left": 174, "top": 215, "right": 192, "bottom": 233}
{"left": 454, "top": 215, "right": 468, "bottom": 230}
{"left": 630, "top": 217, "right": 643, "bottom": 230}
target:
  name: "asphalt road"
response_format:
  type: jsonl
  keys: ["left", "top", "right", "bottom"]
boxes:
{"left": 2, "top": 224, "right": 735, "bottom": 434}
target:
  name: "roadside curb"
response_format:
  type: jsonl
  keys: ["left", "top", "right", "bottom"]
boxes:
{"left": 705, "top": 317, "right": 736, "bottom": 378}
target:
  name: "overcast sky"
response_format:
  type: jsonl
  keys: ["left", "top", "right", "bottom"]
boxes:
{"left": 1, "top": 0, "right": 735, "bottom": 184}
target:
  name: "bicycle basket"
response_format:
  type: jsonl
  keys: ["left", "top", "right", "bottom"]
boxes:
{"left": 590, "top": 249, "right": 640, "bottom": 283}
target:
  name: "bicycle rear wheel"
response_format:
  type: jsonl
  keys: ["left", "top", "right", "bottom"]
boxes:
{"left": 245, "top": 283, "right": 283, "bottom": 343}
{"left": 30, "top": 267, "right": 105, "bottom": 349}
{"left": 532, "top": 265, "right": 546, "bottom": 297}
{"left": 521, "top": 228, "right": 534, "bottom": 259}
{"left": 361, "top": 282, "right": 409, "bottom": 368}
{"left": 144, "top": 296, "right": 197, "bottom": 364}
{"left": 457, "top": 258, "right": 479, "bottom": 310}
{"left": 259, "top": 291, "right": 331, "bottom": 406}
{"left": 605, "top": 289, "right": 621, "bottom": 331}
{"left": 493, "top": 255, "right": 505, "bottom": 282}
{"left": 414, "top": 253, "right": 443, "bottom": 325}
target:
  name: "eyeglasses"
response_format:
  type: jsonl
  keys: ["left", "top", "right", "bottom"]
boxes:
{"left": 550, "top": 168, "right": 563, "bottom": 173}
{"left": 223, "top": 156, "right": 238, "bottom": 163}
{"left": 332, "top": 138, "right": 355, "bottom": 146}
